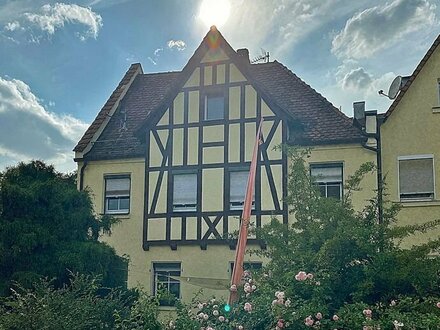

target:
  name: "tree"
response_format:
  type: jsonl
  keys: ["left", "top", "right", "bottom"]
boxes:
{"left": 0, "top": 161, "right": 127, "bottom": 295}
{"left": 171, "top": 148, "right": 440, "bottom": 329}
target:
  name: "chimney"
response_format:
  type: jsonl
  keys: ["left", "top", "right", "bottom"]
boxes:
{"left": 237, "top": 48, "right": 250, "bottom": 64}
{"left": 353, "top": 101, "right": 365, "bottom": 121}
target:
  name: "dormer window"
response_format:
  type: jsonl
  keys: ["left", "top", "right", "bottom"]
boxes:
{"left": 204, "top": 91, "right": 224, "bottom": 120}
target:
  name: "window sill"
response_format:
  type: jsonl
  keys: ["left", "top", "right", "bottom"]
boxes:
{"left": 102, "top": 213, "right": 130, "bottom": 219}
{"left": 399, "top": 200, "right": 440, "bottom": 207}
{"left": 432, "top": 106, "right": 440, "bottom": 113}
{"left": 158, "top": 305, "right": 177, "bottom": 311}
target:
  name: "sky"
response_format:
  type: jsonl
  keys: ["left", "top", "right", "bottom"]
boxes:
{"left": 0, "top": 0, "right": 439, "bottom": 173}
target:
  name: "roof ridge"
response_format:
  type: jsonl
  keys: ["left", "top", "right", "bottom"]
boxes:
{"left": 273, "top": 60, "right": 355, "bottom": 125}
{"left": 141, "top": 70, "right": 181, "bottom": 76}
{"left": 385, "top": 34, "right": 440, "bottom": 121}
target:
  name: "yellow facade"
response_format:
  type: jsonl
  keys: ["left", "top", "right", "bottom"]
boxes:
{"left": 306, "top": 144, "right": 377, "bottom": 212}
{"left": 75, "top": 29, "right": 391, "bottom": 309}
{"left": 381, "top": 44, "right": 440, "bottom": 246}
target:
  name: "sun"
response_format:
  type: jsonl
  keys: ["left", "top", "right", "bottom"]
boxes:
{"left": 199, "top": 0, "right": 231, "bottom": 28}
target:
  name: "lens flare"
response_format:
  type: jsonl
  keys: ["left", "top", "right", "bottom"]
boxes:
{"left": 199, "top": 0, "right": 231, "bottom": 28}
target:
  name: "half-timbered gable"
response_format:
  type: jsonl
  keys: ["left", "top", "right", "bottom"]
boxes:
{"left": 140, "top": 28, "right": 289, "bottom": 250}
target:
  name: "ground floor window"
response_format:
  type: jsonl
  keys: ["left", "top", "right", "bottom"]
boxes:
{"left": 104, "top": 175, "right": 130, "bottom": 214}
{"left": 310, "top": 163, "right": 343, "bottom": 200}
{"left": 230, "top": 261, "right": 262, "bottom": 276}
{"left": 153, "top": 262, "right": 181, "bottom": 306}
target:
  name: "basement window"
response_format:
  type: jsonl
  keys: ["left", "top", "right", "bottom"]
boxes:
{"left": 104, "top": 175, "right": 130, "bottom": 214}
{"left": 398, "top": 156, "right": 434, "bottom": 201}
{"left": 153, "top": 262, "right": 181, "bottom": 306}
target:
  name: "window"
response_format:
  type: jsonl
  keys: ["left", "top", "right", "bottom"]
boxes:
{"left": 310, "top": 164, "right": 343, "bottom": 200}
{"left": 398, "top": 156, "right": 434, "bottom": 201}
{"left": 438, "top": 78, "right": 440, "bottom": 104}
{"left": 173, "top": 173, "right": 197, "bottom": 211}
{"left": 153, "top": 263, "right": 181, "bottom": 306}
{"left": 230, "top": 171, "right": 255, "bottom": 210}
{"left": 230, "top": 262, "right": 262, "bottom": 276}
{"left": 104, "top": 176, "right": 130, "bottom": 214}
{"left": 204, "top": 92, "right": 224, "bottom": 120}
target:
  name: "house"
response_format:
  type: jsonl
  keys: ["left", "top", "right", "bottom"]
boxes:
{"left": 74, "top": 27, "right": 377, "bottom": 306}
{"left": 380, "top": 34, "right": 440, "bottom": 247}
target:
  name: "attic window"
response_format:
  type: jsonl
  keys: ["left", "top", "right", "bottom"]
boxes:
{"left": 204, "top": 91, "right": 224, "bottom": 121}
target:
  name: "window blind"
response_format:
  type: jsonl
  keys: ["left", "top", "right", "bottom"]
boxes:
{"left": 311, "top": 166, "right": 342, "bottom": 183}
{"left": 399, "top": 158, "right": 434, "bottom": 195}
{"left": 106, "top": 177, "right": 130, "bottom": 197}
{"left": 173, "top": 174, "right": 197, "bottom": 205}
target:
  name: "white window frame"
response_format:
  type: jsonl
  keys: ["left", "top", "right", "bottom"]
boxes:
{"left": 397, "top": 154, "right": 435, "bottom": 202}
{"left": 229, "top": 170, "right": 255, "bottom": 211}
{"left": 310, "top": 163, "right": 343, "bottom": 200}
{"left": 172, "top": 173, "right": 197, "bottom": 212}
{"left": 152, "top": 262, "right": 181, "bottom": 306}
{"left": 104, "top": 175, "right": 130, "bottom": 214}
{"left": 204, "top": 92, "right": 224, "bottom": 121}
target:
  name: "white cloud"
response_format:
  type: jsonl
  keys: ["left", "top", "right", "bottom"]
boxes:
{"left": 154, "top": 47, "right": 163, "bottom": 56}
{"left": 167, "top": 39, "right": 186, "bottom": 51}
{"left": 341, "top": 67, "right": 373, "bottom": 90}
{"left": 0, "top": 76, "right": 88, "bottom": 172}
{"left": 3, "top": 3, "right": 103, "bottom": 41}
{"left": 332, "top": 0, "right": 438, "bottom": 59}
{"left": 4, "top": 21, "right": 21, "bottom": 31}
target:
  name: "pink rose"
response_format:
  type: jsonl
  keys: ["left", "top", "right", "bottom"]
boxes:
{"left": 244, "top": 302, "right": 252, "bottom": 312}
{"left": 296, "top": 271, "right": 308, "bottom": 281}
{"left": 304, "top": 316, "right": 314, "bottom": 326}
{"left": 315, "top": 312, "right": 322, "bottom": 320}
{"left": 277, "top": 319, "right": 284, "bottom": 328}
{"left": 238, "top": 326, "right": 244, "bottom": 330}
{"left": 307, "top": 273, "right": 314, "bottom": 279}
{"left": 363, "top": 309, "right": 372, "bottom": 318}
{"left": 332, "top": 314, "right": 339, "bottom": 321}
{"left": 218, "top": 316, "right": 225, "bottom": 322}
{"left": 230, "top": 284, "right": 237, "bottom": 292}
{"left": 436, "top": 302, "right": 440, "bottom": 308}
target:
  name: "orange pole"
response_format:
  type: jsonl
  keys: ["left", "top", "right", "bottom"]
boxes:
{"left": 229, "top": 118, "right": 264, "bottom": 304}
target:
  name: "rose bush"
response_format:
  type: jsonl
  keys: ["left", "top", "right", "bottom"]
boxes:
{"left": 170, "top": 148, "right": 440, "bottom": 329}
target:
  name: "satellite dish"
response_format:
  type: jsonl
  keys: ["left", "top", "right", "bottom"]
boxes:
{"left": 387, "top": 76, "right": 402, "bottom": 100}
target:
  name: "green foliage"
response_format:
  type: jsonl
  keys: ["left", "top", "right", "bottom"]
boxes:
{"left": 0, "top": 273, "right": 161, "bottom": 330}
{"left": 0, "top": 161, "right": 127, "bottom": 295}
{"left": 171, "top": 147, "right": 440, "bottom": 329}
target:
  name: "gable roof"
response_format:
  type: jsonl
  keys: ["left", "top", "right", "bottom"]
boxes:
{"left": 74, "top": 63, "right": 143, "bottom": 154}
{"left": 384, "top": 34, "right": 440, "bottom": 121}
{"left": 249, "top": 62, "right": 364, "bottom": 144}
{"left": 76, "top": 27, "right": 365, "bottom": 161}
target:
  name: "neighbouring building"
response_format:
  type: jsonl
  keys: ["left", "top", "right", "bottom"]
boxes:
{"left": 74, "top": 27, "right": 438, "bottom": 307}
{"left": 380, "top": 34, "right": 440, "bottom": 247}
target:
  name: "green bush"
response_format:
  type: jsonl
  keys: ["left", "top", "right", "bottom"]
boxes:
{"left": 170, "top": 148, "right": 440, "bottom": 329}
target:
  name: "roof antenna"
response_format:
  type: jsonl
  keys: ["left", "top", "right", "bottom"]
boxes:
{"left": 251, "top": 48, "right": 270, "bottom": 64}
{"left": 119, "top": 109, "right": 128, "bottom": 132}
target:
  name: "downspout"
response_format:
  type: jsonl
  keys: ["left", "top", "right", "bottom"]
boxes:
{"left": 376, "top": 117, "right": 383, "bottom": 225}
{"left": 79, "top": 160, "right": 88, "bottom": 191}
{"left": 360, "top": 121, "right": 383, "bottom": 225}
